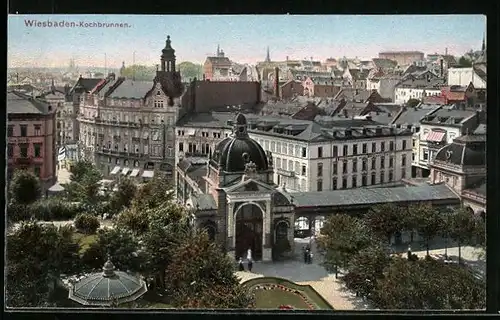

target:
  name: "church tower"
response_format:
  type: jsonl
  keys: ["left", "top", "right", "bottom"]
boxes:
{"left": 265, "top": 46, "right": 271, "bottom": 62}
{"left": 154, "top": 35, "right": 184, "bottom": 105}
{"left": 161, "top": 35, "right": 176, "bottom": 72}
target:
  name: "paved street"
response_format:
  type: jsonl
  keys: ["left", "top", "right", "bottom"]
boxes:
{"left": 56, "top": 166, "right": 72, "bottom": 184}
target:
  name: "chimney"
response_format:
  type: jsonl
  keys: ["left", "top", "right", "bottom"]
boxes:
{"left": 274, "top": 67, "right": 280, "bottom": 99}
{"left": 440, "top": 59, "right": 444, "bottom": 78}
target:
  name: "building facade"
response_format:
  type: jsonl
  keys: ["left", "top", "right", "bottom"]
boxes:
{"left": 7, "top": 91, "right": 57, "bottom": 192}
{"left": 447, "top": 67, "right": 487, "bottom": 90}
{"left": 175, "top": 113, "right": 413, "bottom": 192}
{"left": 303, "top": 77, "right": 341, "bottom": 98}
{"left": 203, "top": 46, "right": 233, "bottom": 81}
{"left": 430, "top": 134, "right": 486, "bottom": 216}
{"left": 413, "top": 105, "right": 482, "bottom": 177}
{"left": 378, "top": 51, "right": 425, "bottom": 67}
{"left": 77, "top": 36, "right": 184, "bottom": 180}
{"left": 176, "top": 113, "right": 461, "bottom": 261}
{"left": 394, "top": 76, "right": 445, "bottom": 104}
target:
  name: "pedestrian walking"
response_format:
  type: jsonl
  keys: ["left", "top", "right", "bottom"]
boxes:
{"left": 305, "top": 248, "right": 310, "bottom": 264}
{"left": 309, "top": 252, "right": 314, "bottom": 264}
{"left": 238, "top": 257, "right": 245, "bottom": 271}
{"left": 248, "top": 258, "right": 253, "bottom": 272}
{"left": 303, "top": 248, "right": 308, "bottom": 263}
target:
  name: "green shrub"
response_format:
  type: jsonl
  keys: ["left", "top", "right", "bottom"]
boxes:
{"left": 74, "top": 214, "right": 100, "bottom": 234}
{"left": 29, "top": 199, "right": 85, "bottom": 221}
{"left": 7, "top": 203, "right": 31, "bottom": 222}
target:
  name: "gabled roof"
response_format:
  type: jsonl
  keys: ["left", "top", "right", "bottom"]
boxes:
{"left": 69, "top": 77, "right": 103, "bottom": 94}
{"left": 206, "top": 56, "right": 232, "bottom": 66}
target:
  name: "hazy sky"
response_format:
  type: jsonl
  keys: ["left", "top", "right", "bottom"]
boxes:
{"left": 8, "top": 14, "right": 486, "bottom": 68}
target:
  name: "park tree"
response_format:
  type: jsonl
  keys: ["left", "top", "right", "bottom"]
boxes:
{"left": 108, "top": 177, "right": 137, "bottom": 215}
{"left": 372, "top": 257, "right": 485, "bottom": 309}
{"left": 165, "top": 230, "right": 255, "bottom": 309}
{"left": 317, "top": 214, "right": 374, "bottom": 276}
{"left": 114, "top": 206, "right": 150, "bottom": 236}
{"left": 364, "top": 203, "right": 405, "bottom": 245}
{"left": 9, "top": 169, "right": 41, "bottom": 205}
{"left": 342, "top": 245, "right": 391, "bottom": 299}
{"left": 178, "top": 61, "right": 203, "bottom": 81}
{"left": 132, "top": 173, "right": 174, "bottom": 210}
{"left": 140, "top": 204, "right": 192, "bottom": 290}
{"left": 66, "top": 161, "right": 103, "bottom": 204}
{"left": 406, "top": 98, "right": 421, "bottom": 108}
{"left": 408, "top": 203, "right": 443, "bottom": 256}
{"left": 120, "top": 65, "right": 156, "bottom": 81}
{"left": 81, "top": 227, "right": 142, "bottom": 273}
{"left": 458, "top": 56, "right": 473, "bottom": 67}
{"left": 6, "top": 222, "right": 80, "bottom": 307}
{"left": 449, "top": 207, "right": 477, "bottom": 264}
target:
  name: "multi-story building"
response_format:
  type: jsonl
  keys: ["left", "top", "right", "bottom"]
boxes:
{"left": 175, "top": 112, "right": 413, "bottom": 192}
{"left": 430, "top": 132, "right": 486, "bottom": 217}
{"left": 394, "top": 76, "right": 445, "bottom": 104}
{"left": 39, "top": 82, "right": 73, "bottom": 147}
{"left": 378, "top": 51, "right": 425, "bottom": 67}
{"left": 412, "top": 104, "right": 483, "bottom": 177}
{"left": 203, "top": 46, "right": 233, "bottom": 81}
{"left": 303, "top": 77, "right": 341, "bottom": 98}
{"left": 447, "top": 67, "right": 487, "bottom": 90}
{"left": 7, "top": 91, "right": 57, "bottom": 192}
{"left": 78, "top": 36, "right": 184, "bottom": 180}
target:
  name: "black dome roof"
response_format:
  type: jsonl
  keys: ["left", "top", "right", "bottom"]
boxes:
{"left": 211, "top": 114, "right": 269, "bottom": 172}
{"left": 434, "top": 136, "right": 485, "bottom": 166}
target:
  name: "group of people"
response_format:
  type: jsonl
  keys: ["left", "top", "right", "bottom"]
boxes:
{"left": 237, "top": 248, "right": 254, "bottom": 272}
{"left": 303, "top": 245, "right": 313, "bottom": 264}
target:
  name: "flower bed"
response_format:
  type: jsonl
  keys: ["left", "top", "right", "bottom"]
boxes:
{"left": 252, "top": 284, "right": 315, "bottom": 310}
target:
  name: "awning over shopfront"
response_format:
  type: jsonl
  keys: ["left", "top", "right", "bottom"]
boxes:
{"left": 129, "top": 169, "right": 140, "bottom": 177}
{"left": 110, "top": 166, "right": 121, "bottom": 175}
{"left": 142, "top": 170, "right": 154, "bottom": 178}
{"left": 121, "top": 167, "right": 130, "bottom": 175}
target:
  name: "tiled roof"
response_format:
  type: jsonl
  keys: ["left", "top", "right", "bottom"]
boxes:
{"left": 292, "top": 184, "right": 459, "bottom": 208}
{"left": 372, "top": 58, "right": 397, "bottom": 70}
{"left": 473, "top": 124, "right": 486, "bottom": 135}
{"left": 108, "top": 80, "right": 153, "bottom": 99}
{"left": 206, "top": 56, "right": 232, "bottom": 66}
{"left": 71, "top": 78, "right": 103, "bottom": 94}
{"left": 392, "top": 104, "right": 442, "bottom": 125}
{"left": 473, "top": 66, "right": 486, "bottom": 82}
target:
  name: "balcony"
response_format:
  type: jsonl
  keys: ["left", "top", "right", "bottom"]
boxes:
{"left": 277, "top": 168, "right": 295, "bottom": 177}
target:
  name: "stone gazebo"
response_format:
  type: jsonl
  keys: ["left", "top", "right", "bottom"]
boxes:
{"left": 68, "top": 258, "right": 147, "bottom": 307}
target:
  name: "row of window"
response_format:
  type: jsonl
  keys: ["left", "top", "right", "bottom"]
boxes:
{"left": 7, "top": 124, "right": 42, "bottom": 137}
{"left": 8, "top": 143, "right": 43, "bottom": 158}
{"left": 85, "top": 111, "right": 175, "bottom": 126}
{"left": 82, "top": 130, "right": 163, "bottom": 141}
{"left": 316, "top": 170, "right": 403, "bottom": 191}
{"left": 177, "top": 130, "right": 225, "bottom": 139}
{"left": 99, "top": 143, "right": 165, "bottom": 156}
{"left": 178, "top": 142, "right": 211, "bottom": 155}
{"left": 321, "top": 155, "right": 407, "bottom": 176}
{"left": 7, "top": 167, "right": 42, "bottom": 180}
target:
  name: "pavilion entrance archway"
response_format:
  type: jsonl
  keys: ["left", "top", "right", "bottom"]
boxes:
{"left": 235, "top": 203, "right": 263, "bottom": 261}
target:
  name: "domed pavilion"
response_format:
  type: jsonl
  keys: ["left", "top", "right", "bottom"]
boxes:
{"left": 68, "top": 257, "right": 147, "bottom": 307}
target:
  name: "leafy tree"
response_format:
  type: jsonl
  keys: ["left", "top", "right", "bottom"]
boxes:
{"left": 342, "top": 245, "right": 391, "bottom": 299}
{"left": 67, "top": 161, "right": 103, "bottom": 205}
{"left": 317, "top": 214, "right": 374, "bottom": 276}
{"left": 178, "top": 61, "right": 203, "bottom": 81}
{"left": 406, "top": 98, "right": 421, "bottom": 108}
{"left": 408, "top": 203, "right": 443, "bottom": 256}
{"left": 120, "top": 65, "right": 156, "bottom": 81}
{"left": 69, "top": 160, "right": 100, "bottom": 183}
{"left": 372, "top": 257, "right": 485, "bottom": 309}
{"left": 9, "top": 169, "right": 41, "bottom": 205}
{"left": 114, "top": 206, "right": 150, "bottom": 236}
{"left": 109, "top": 177, "right": 137, "bottom": 215}
{"left": 364, "top": 203, "right": 405, "bottom": 245}
{"left": 165, "top": 230, "right": 255, "bottom": 309}
{"left": 458, "top": 56, "right": 473, "bottom": 67}
{"left": 449, "top": 207, "right": 477, "bottom": 264}
{"left": 74, "top": 213, "right": 100, "bottom": 234}
{"left": 141, "top": 204, "right": 191, "bottom": 289}
{"left": 81, "top": 227, "right": 142, "bottom": 273}
{"left": 131, "top": 174, "right": 174, "bottom": 210}
{"left": 6, "top": 222, "right": 80, "bottom": 307}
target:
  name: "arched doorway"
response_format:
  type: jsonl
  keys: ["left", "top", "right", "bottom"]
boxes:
{"left": 202, "top": 221, "right": 217, "bottom": 241}
{"left": 275, "top": 220, "right": 289, "bottom": 243}
{"left": 235, "top": 203, "right": 263, "bottom": 261}
{"left": 479, "top": 211, "right": 486, "bottom": 223}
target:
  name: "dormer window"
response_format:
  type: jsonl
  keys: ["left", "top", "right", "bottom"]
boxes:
{"left": 156, "top": 91, "right": 161, "bottom": 95}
